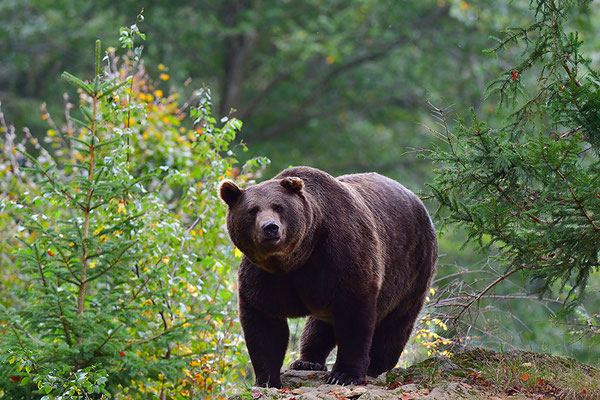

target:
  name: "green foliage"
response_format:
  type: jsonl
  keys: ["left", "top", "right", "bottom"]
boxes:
{"left": 0, "top": 0, "right": 534, "bottom": 181}
{"left": 428, "top": 0, "right": 600, "bottom": 305}
{"left": 0, "top": 19, "right": 265, "bottom": 399}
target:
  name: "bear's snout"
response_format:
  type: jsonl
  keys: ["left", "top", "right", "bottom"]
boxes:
{"left": 254, "top": 210, "right": 285, "bottom": 252}
{"left": 262, "top": 221, "right": 280, "bottom": 238}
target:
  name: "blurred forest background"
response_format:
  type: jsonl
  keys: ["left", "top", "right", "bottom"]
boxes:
{"left": 1, "top": 0, "right": 599, "bottom": 398}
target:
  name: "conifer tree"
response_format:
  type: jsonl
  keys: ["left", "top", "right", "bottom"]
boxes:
{"left": 429, "top": 0, "right": 600, "bottom": 307}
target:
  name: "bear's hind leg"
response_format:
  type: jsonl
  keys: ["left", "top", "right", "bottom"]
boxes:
{"left": 290, "top": 317, "right": 335, "bottom": 371}
{"left": 367, "top": 306, "right": 421, "bottom": 378}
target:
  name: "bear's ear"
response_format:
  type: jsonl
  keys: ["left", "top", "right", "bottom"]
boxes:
{"left": 280, "top": 177, "right": 304, "bottom": 193}
{"left": 218, "top": 180, "right": 243, "bottom": 207}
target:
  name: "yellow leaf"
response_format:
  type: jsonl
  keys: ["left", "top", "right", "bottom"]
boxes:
{"left": 519, "top": 372, "right": 531, "bottom": 381}
{"left": 89, "top": 261, "right": 96, "bottom": 269}
{"left": 234, "top": 247, "right": 243, "bottom": 258}
{"left": 162, "top": 257, "right": 170, "bottom": 264}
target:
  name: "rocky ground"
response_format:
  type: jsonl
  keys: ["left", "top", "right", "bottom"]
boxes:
{"left": 230, "top": 348, "right": 599, "bottom": 400}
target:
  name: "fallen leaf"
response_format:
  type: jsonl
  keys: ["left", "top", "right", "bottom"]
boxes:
{"left": 291, "top": 389, "right": 305, "bottom": 395}
{"left": 519, "top": 372, "right": 531, "bottom": 381}
{"left": 251, "top": 391, "right": 262, "bottom": 399}
{"left": 468, "top": 371, "right": 483, "bottom": 379}
{"left": 521, "top": 362, "right": 533, "bottom": 367}
{"left": 400, "top": 393, "right": 415, "bottom": 400}
{"left": 459, "top": 382, "right": 472, "bottom": 389}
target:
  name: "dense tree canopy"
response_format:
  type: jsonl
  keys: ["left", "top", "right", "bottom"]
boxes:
{"left": 1, "top": 0, "right": 533, "bottom": 178}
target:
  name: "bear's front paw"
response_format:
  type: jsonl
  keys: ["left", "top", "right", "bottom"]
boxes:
{"left": 326, "top": 370, "right": 365, "bottom": 386}
{"left": 289, "top": 360, "right": 327, "bottom": 371}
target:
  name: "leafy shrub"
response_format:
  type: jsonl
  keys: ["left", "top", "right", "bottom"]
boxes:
{"left": 0, "top": 19, "right": 267, "bottom": 399}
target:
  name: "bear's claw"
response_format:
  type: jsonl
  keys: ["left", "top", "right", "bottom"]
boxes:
{"left": 289, "top": 360, "right": 327, "bottom": 371}
{"left": 326, "top": 371, "right": 365, "bottom": 386}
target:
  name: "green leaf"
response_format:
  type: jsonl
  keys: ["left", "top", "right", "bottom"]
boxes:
{"left": 62, "top": 71, "right": 93, "bottom": 95}
{"left": 66, "top": 135, "right": 91, "bottom": 147}
{"left": 99, "top": 80, "right": 130, "bottom": 98}
{"left": 80, "top": 105, "right": 94, "bottom": 122}
{"left": 69, "top": 117, "right": 90, "bottom": 129}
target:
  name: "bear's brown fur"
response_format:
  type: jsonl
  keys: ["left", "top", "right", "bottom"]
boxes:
{"left": 219, "top": 166, "right": 437, "bottom": 387}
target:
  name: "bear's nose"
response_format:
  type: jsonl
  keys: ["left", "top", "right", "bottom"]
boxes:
{"left": 262, "top": 221, "right": 279, "bottom": 237}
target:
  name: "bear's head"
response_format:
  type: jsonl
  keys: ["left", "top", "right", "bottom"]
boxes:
{"left": 218, "top": 176, "right": 311, "bottom": 273}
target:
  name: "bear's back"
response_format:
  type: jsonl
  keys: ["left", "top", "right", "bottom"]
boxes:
{"left": 337, "top": 172, "right": 437, "bottom": 318}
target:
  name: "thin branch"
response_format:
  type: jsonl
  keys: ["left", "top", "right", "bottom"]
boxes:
{"left": 85, "top": 241, "right": 137, "bottom": 283}
{"left": 53, "top": 286, "right": 74, "bottom": 347}
{"left": 540, "top": 145, "right": 599, "bottom": 231}
{"left": 435, "top": 294, "right": 562, "bottom": 307}
{"left": 123, "top": 321, "right": 188, "bottom": 349}
{"left": 452, "top": 265, "right": 524, "bottom": 323}
{"left": 562, "top": 62, "right": 582, "bottom": 88}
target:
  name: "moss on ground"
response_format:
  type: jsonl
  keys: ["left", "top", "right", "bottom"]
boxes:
{"left": 386, "top": 347, "right": 599, "bottom": 400}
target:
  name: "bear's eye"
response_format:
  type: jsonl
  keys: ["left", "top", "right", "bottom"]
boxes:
{"left": 273, "top": 204, "right": 284, "bottom": 213}
{"left": 248, "top": 207, "right": 259, "bottom": 216}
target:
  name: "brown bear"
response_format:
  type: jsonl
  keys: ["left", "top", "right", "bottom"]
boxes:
{"left": 219, "top": 166, "right": 437, "bottom": 387}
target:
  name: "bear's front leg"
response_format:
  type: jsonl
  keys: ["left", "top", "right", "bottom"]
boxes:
{"left": 239, "top": 297, "right": 289, "bottom": 388}
{"left": 327, "top": 298, "right": 377, "bottom": 385}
